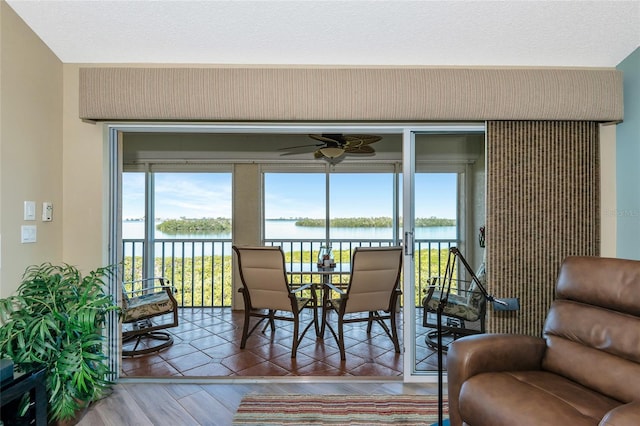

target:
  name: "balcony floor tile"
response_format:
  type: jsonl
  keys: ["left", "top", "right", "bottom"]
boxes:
{"left": 121, "top": 307, "right": 447, "bottom": 378}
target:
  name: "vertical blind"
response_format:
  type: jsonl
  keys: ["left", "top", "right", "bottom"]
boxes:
{"left": 486, "top": 121, "right": 600, "bottom": 335}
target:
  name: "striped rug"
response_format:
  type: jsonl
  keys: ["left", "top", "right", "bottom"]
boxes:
{"left": 232, "top": 394, "right": 447, "bottom": 425}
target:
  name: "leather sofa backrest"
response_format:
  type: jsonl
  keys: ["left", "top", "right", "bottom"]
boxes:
{"left": 542, "top": 256, "right": 640, "bottom": 403}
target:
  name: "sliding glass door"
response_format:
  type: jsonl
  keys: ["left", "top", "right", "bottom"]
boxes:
{"left": 402, "top": 127, "right": 486, "bottom": 382}
{"left": 108, "top": 123, "right": 484, "bottom": 381}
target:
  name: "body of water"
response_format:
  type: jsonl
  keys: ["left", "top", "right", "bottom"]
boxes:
{"left": 122, "top": 220, "right": 456, "bottom": 257}
{"left": 123, "top": 220, "right": 456, "bottom": 240}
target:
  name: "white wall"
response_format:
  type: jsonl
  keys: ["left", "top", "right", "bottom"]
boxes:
{"left": 616, "top": 48, "right": 640, "bottom": 260}
{"left": 0, "top": 3, "right": 63, "bottom": 296}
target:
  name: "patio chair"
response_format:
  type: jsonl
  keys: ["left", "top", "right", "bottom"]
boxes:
{"left": 121, "top": 277, "right": 179, "bottom": 356}
{"left": 323, "top": 246, "right": 403, "bottom": 360}
{"left": 421, "top": 247, "right": 498, "bottom": 351}
{"left": 232, "top": 245, "right": 318, "bottom": 358}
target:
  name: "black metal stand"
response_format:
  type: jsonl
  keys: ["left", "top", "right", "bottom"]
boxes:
{"left": 431, "top": 247, "right": 506, "bottom": 426}
{"left": 436, "top": 303, "right": 445, "bottom": 425}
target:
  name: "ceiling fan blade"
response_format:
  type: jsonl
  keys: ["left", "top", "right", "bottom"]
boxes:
{"left": 298, "top": 134, "right": 382, "bottom": 159}
{"left": 278, "top": 143, "right": 322, "bottom": 151}
{"left": 345, "top": 145, "right": 375, "bottom": 154}
{"left": 343, "top": 134, "right": 382, "bottom": 148}
{"left": 309, "top": 134, "right": 345, "bottom": 145}
{"left": 280, "top": 150, "right": 312, "bottom": 156}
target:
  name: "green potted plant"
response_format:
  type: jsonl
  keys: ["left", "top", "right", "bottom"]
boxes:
{"left": 0, "top": 262, "right": 120, "bottom": 424}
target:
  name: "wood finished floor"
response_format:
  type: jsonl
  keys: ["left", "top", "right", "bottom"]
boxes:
{"left": 78, "top": 380, "right": 441, "bottom": 426}
{"left": 121, "top": 308, "right": 445, "bottom": 378}
{"left": 87, "top": 308, "right": 446, "bottom": 425}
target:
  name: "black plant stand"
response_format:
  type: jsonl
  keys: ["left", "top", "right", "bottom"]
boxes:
{"left": 0, "top": 365, "right": 47, "bottom": 426}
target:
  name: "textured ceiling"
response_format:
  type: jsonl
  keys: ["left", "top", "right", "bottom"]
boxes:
{"left": 6, "top": 0, "right": 640, "bottom": 67}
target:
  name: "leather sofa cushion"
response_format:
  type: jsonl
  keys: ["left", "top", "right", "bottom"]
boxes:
{"left": 555, "top": 256, "right": 640, "bottom": 316}
{"left": 543, "top": 300, "right": 640, "bottom": 403}
{"left": 459, "top": 371, "right": 620, "bottom": 426}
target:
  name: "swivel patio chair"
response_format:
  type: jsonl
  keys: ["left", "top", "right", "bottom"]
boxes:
{"left": 233, "top": 245, "right": 318, "bottom": 358}
{"left": 422, "top": 247, "right": 505, "bottom": 351}
{"left": 121, "top": 277, "right": 179, "bottom": 356}
{"left": 323, "top": 246, "right": 403, "bottom": 360}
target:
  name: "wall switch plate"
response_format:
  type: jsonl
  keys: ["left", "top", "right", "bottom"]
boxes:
{"left": 21, "top": 225, "right": 37, "bottom": 243}
{"left": 42, "top": 202, "right": 53, "bottom": 221}
{"left": 24, "top": 201, "right": 36, "bottom": 221}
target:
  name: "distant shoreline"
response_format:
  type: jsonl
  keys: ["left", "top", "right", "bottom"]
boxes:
{"left": 124, "top": 216, "right": 456, "bottom": 229}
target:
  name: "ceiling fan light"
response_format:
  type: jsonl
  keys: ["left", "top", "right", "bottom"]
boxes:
{"left": 319, "top": 146, "right": 345, "bottom": 159}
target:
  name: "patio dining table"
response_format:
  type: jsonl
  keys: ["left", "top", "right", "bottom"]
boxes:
{"left": 286, "top": 263, "right": 351, "bottom": 338}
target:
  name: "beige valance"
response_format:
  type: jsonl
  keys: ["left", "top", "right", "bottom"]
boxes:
{"left": 79, "top": 67, "right": 623, "bottom": 122}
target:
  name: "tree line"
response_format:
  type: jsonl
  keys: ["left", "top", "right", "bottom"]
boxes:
{"left": 295, "top": 216, "right": 455, "bottom": 227}
{"left": 156, "top": 217, "right": 231, "bottom": 233}
{"left": 156, "top": 216, "right": 455, "bottom": 234}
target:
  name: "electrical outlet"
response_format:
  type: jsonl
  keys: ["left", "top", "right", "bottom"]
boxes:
{"left": 42, "top": 202, "right": 53, "bottom": 221}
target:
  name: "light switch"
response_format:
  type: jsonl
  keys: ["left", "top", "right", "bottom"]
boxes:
{"left": 42, "top": 202, "right": 53, "bottom": 221}
{"left": 21, "top": 225, "right": 37, "bottom": 243}
{"left": 24, "top": 201, "right": 36, "bottom": 221}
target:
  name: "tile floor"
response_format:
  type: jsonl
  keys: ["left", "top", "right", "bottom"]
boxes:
{"left": 121, "top": 307, "right": 446, "bottom": 377}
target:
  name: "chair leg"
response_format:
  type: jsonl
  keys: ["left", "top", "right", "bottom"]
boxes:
{"left": 261, "top": 310, "right": 277, "bottom": 333}
{"left": 240, "top": 308, "right": 251, "bottom": 349}
{"left": 338, "top": 317, "right": 346, "bottom": 360}
{"left": 312, "top": 301, "right": 319, "bottom": 338}
{"left": 291, "top": 312, "right": 300, "bottom": 358}
{"left": 369, "top": 311, "right": 401, "bottom": 354}
{"left": 390, "top": 310, "right": 400, "bottom": 353}
{"left": 293, "top": 301, "right": 320, "bottom": 358}
{"left": 269, "top": 310, "right": 277, "bottom": 331}
{"left": 366, "top": 311, "right": 374, "bottom": 334}
{"left": 323, "top": 311, "right": 341, "bottom": 359}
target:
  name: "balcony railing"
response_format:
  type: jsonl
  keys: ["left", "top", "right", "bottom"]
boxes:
{"left": 122, "top": 238, "right": 457, "bottom": 308}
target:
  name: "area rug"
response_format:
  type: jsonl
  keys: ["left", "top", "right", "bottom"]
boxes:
{"left": 233, "top": 394, "right": 448, "bottom": 425}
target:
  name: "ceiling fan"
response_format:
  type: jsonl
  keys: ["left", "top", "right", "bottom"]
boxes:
{"left": 280, "top": 134, "right": 382, "bottom": 160}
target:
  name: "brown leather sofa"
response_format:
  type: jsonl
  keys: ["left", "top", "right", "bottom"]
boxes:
{"left": 447, "top": 256, "right": 640, "bottom": 426}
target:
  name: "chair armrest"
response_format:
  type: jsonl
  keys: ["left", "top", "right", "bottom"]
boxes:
{"left": 600, "top": 401, "right": 640, "bottom": 426}
{"left": 123, "top": 277, "right": 174, "bottom": 298}
{"left": 447, "top": 333, "right": 546, "bottom": 426}
{"left": 124, "top": 277, "right": 169, "bottom": 285}
{"left": 324, "top": 282, "right": 345, "bottom": 295}
{"left": 423, "top": 276, "right": 475, "bottom": 301}
{"left": 448, "top": 333, "right": 546, "bottom": 382}
{"left": 123, "top": 285, "right": 175, "bottom": 298}
{"left": 291, "top": 283, "right": 314, "bottom": 294}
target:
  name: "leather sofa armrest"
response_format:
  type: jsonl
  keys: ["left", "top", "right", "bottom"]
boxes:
{"left": 447, "top": 333, "right": 547, "bottom": 426}
{"left": 599, "top": 401, "right": 640, "bottom": 426}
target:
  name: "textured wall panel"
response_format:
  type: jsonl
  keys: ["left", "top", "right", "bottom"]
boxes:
{"left": 486, "top": 121, "right": 600, "bottom": 336}
{"left": 79, "top": 67, "right": 622, "bottom": 121}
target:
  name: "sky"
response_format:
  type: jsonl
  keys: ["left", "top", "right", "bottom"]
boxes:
{"left": 123, "top": 172, "right": 457, "bottom": 220}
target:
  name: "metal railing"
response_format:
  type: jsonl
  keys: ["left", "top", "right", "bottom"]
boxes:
{"left": 122, "top": 238, "right": 456, "bottom": 308}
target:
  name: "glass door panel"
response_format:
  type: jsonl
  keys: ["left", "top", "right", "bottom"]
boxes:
{"left": 122, "top": 172, "right": 146, "bottom": 282}
{"left": 329, "top": 173, "right": 396, "bottom": 262}
{"left": 403, "top": 128, "right": 485, "bottom": 381}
